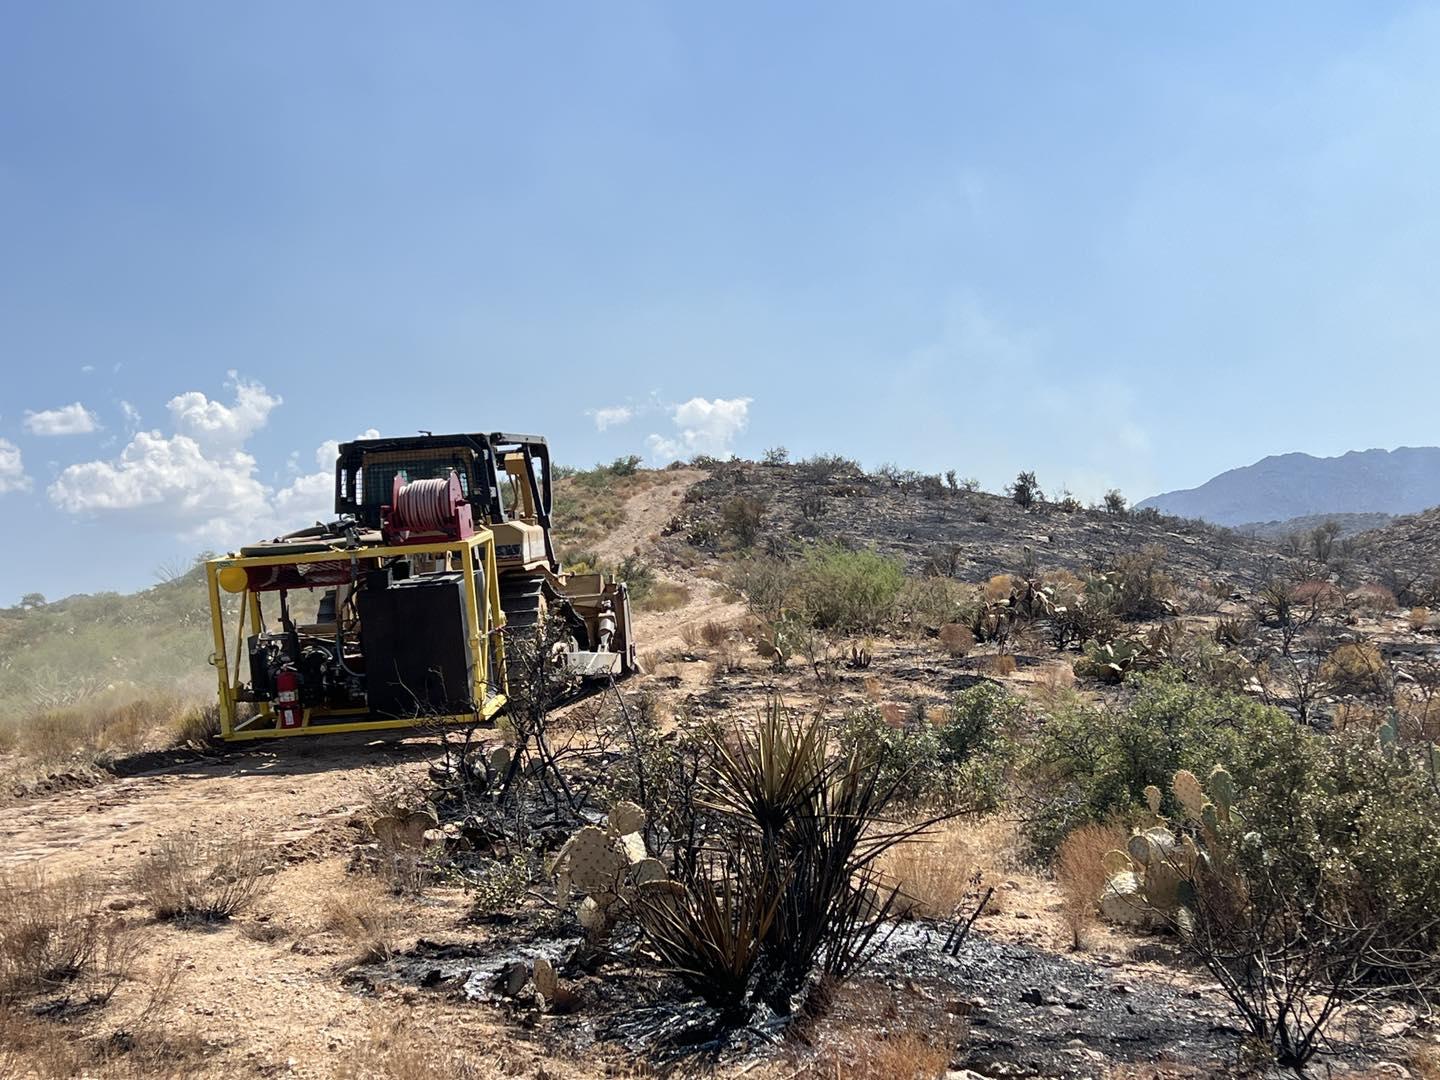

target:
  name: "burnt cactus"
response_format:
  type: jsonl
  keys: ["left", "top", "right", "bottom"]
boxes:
{"left": 550, "top": 801, "right": 669, "bottom": 941}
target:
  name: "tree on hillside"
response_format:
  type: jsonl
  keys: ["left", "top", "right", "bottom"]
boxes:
{"left": 1008, "top": 471, "right": 1043, "bottom": 510}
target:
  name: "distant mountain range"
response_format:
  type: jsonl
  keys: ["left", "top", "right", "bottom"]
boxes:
{"left": 1137, "top": 447, "right": 1440, "bottom": 527}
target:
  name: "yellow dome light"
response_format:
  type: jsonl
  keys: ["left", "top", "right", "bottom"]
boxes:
{"left": 217, "top": 565, "right": 249, "bottom": 594}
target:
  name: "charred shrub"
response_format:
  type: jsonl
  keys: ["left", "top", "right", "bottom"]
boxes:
{"left": 720, "top": 496, "right": 767, "bottom": 548}
{"left": 634, "top": 700, "right": 933, "bottom": 1022}
{"left": 1008, "top": 470, "right": 1043, "bottom": 509}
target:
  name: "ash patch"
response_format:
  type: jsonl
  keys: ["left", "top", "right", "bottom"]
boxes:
{"left": 345, "top": 913, "right": 1251, "bottom": 1077}
{"left": 875, "top": 922, "right": 1237, "bottom": 1076}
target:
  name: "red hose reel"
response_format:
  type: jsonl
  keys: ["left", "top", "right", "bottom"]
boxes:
{"left": 382, "top": 470, "right": 474, "bottom": 543}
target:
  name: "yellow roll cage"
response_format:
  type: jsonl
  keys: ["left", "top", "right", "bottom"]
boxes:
{"left": 205, "top": 531, "right": 508, "bottom": 741}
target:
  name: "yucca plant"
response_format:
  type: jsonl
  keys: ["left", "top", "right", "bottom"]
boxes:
{"left": 701, "top": 698, "right": 828, "bottom": 842}
{"left": 632, "top": 844, "right": 783, "bottom": 1020}
{"left": 690, "top": 699, "right": 942, "bottom": 1018}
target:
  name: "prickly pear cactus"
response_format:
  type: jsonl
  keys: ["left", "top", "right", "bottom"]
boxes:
{"left": 552, "top": 825, "right": 628, "bottom": 898}
{"left": 1172, "top": 770, "right": 1206, "bottom": 821}
{"left": 1101, "top": 768, "right": 1245, "bottom": 932}
{"left": 550, "top": 803, "right": 670, "bottom": 941}
{"left": 1143, "top": 785, "right": 1163, "bottom": 816}
{"left": 489, "top": 745, "right": 512, "bottom": 777}
{"left": 1207, "top": 766, "right": 1237, "bottom": 817}
{"left": 608, "top": 801, "right": 646, "bottom": 837}
{"left": 533, "top": 955, "right": 558, "bottom": 1001}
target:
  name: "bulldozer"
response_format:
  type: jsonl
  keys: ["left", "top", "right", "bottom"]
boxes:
{"left": 204, "top": 432, "right": 637, "bottom": 741}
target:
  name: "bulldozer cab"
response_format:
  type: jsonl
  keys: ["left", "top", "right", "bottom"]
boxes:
{"left": 332, "top": 431, "right": 639, "bottom": 678}
{"left": 335, "top": 433, "right": 558, "bottom": 572}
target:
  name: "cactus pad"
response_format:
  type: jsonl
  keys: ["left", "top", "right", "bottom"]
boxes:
{"left": 554, "top": 825, "right": 629, "bottom": 895}
{"left": 608, "top": 801, "right": 646, "bottom": 837}
{"left": 489, "top": 746, "right": 512, "bottom": 776}
{"left": 1207, "top": 766, "right": 1237, "bottom": 810}
{"left": 1127, "top": 832, "right": 1154, "bottom": 867}
{"left": 630, "top": 857, "right": 668, "bottom": 885}
{"left": 533, "top": 956, "right": 558, "bottom": 1001}
{"left": 1172, "top": 769, "right": 1205, "bottom": 821}
{"left": 1102, "top": 849, "right": 1133, "bottom": 877}
{"left": 1144, "top": 785, "right": 1162, "bottom": 815}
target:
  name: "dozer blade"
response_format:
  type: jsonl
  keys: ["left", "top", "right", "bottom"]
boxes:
{"left": 565, "top": 651, "right": 626, "bottom": 678}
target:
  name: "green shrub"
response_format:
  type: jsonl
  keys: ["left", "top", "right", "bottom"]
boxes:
{"left": 720, "top": 496, "right": 766, "bottom": 547}
{"left": 794, "top": 545, "right": 905, "bottom": 632}
{"left": 1008, "top": 470, "right": 1042, "bottom": 509}
{"left": 1106, "top": 546, "right": 1177, "bottom": 618}
{"left": 1171, "top": 730, "right": 1440, "bottom": 1066}
{"left": 727, "top": 545, "right": 906, "bottom": 634}
{"left": 897, "top": 576, "right": 977, "bottom": 633}
{"left": 603, "top": 455, "right": 642, "bottom": 477}
{"left": 838, "top": 684, "right": 1021, "bottom": 810}
{"left": 795, "top": 453, "right": 861, "bottom": 483}
{"left": 1017, "top": 669, "right": 1292, "bottom": 859}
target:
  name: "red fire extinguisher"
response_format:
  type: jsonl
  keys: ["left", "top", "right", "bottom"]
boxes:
{"left": 276, "top": 666, "right": 303, "bottom": 729}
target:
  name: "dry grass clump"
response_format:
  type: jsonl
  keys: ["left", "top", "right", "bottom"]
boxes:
{"left": 0, "top": 972, "right": 213, "bottom": 1080}
{"left": 808, "top": 1029, "right": 953, "bottom": 1078}
{"left": 323, "top": 881, "right": 404, "bottom": 963}
{"left": 637, "top": 580, "right": 691, "bottom": 612}
{"left": 133, "top": 832, "right": 273, "bottom": 921}
{"left": 0, "top": 694, "right": 190, "bottom": 767}
{"left": 1351, "top": 583, "right": 1399, "bottom": 615}
{"left": 975, "top": 653, "right": 1017, "bottom": 677}
{"left": 338, "top": 1021, "right": 500, "bottom": 1080}
{"left": 1320, "top": 641, "right": 1390, "bottom": 696}
{"left": 1290, "top": 579, "right": 1344, "bottom": 607}
{"left": 1054, "top": 820, "right": 1130, "bottom": 949}
{"left": 0, "top": 868, "right": 136, "bottom": 1003}
{"left": 938, "top": 623, "right": 974, "bottom": 658}
{"left": 171, "top": 702, "right": 221, "bottom": 746}
{"left": 880, "top": 817, "right": 1018, "bottom": 919}
{"left": 983, "top": 574, "right": 1013, "bottom": 603}
{"left": 712, "top": 638, "right": 745, "bottom": 674}
{"left": 897, "top": 576, "right": 976, "bottom": 632}
{"left": 791, "top": 982, "right": 965, "bottom": 1079}
{"left": 1409, "top": 606, "right": 1433, "bottom": 632}
{"left": 1410, "top": 1045, "right": 1440, "bottom": 1080}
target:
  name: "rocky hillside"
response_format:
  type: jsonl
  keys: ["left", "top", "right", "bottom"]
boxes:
{"left": 1347, "top": 505, "right": 1440, "bottom": 585}
{"left": 1237, "top": 511, "right": 1394, "bottom": 542}
{"left": 667, "top": 460, "right": 1300, "bottom": 585}
{"left": 1137, "top": 446, "right": 1440, "bottom": 525}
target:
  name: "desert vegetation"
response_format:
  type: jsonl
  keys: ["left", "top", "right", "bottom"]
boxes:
{"left": 3, "top": 456, "right": 1439, "bottom": 1078}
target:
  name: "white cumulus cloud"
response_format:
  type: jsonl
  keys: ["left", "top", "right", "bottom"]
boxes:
{"left": 588, "top": 405, "right": 635, "bottom": 432}
{"left": 48, "top": 431, "right": 270, "bottom": 544}
{"left": 167, "top": 372, "right": 281, "bottom": 449}
{"left": 0, "top": 438, "right": 31, "bottom": 494}
{"left": 314, "top": 428, "right": 382, "bottom": 469}
{"left": 47, "top": 388, "right": 384, "bottom": 548}
{"left": 24, "top": 402, "right": 100, "bottom": 436}
{"left": 645, "top": 396, "right": 753, "bottom": 464}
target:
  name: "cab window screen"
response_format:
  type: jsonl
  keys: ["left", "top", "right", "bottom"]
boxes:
{"left": 359, "top": 452, "right": 471, "bottom": 507}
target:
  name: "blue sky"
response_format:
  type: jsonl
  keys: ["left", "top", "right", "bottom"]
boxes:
{"left": 3, "top": 2, "right": 1439, "bottom": 602}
